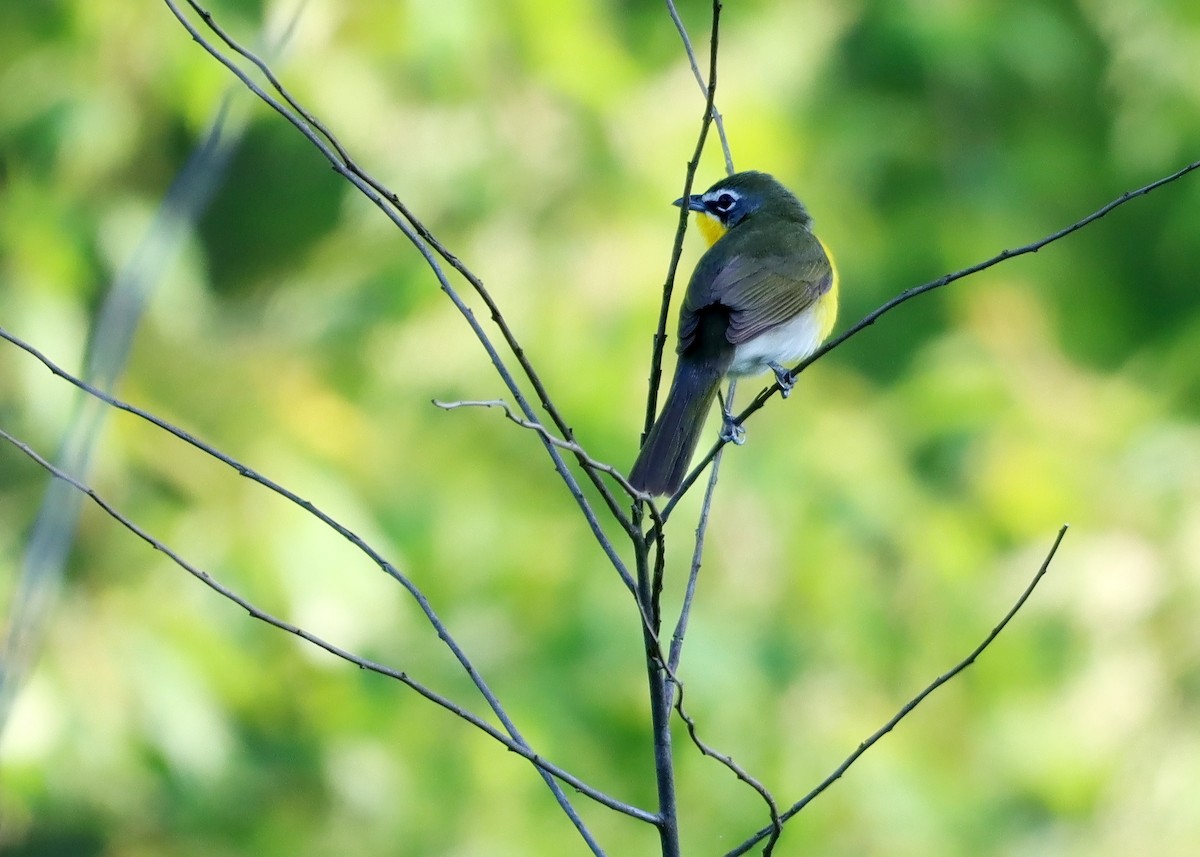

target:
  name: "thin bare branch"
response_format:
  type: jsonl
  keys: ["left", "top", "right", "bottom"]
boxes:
{"left": 665, "top": 0, "right": 734, "bottom": 176}
{"left": 624, "top": 7, "right": 735, "bottom": 855}
{"left": 724, "top": 525, "right": 1071, "bottom": 856}
{"left": 161, "top": 0, "right": 636, "bottom": 606}
{"left": 666, "top": 426, "right": 725, "bottom": 677}
{"left": 631, "top": 5, "right": 727, "bottom": 852}
{"left": 641, "top": 3, "right": 724, "bottom": 444}
{"left": 646, "top": 381, "right": 782, "bottom": 849}
{"left": 433, "top": 398, "right": 659, "bottom": 627}
{"left": 0, "top": 326, "right": 617, "bottom": 845}
{"left": 174, "top": 0, "right": 634, "bottom": 544}
{"left": 672, "top": 678, "right": 781, "bottom": 854}
{"left": 0, "top": 424, "right": 653, "bottom": 829}
{"left": 665, "top": 159, "right": 1200, "bottom": 514}
{"left": 433, "top": 399, "right": 655, "bottom": 510}
{"left": 633, "top": 545, "right": 682, "bottom": 854}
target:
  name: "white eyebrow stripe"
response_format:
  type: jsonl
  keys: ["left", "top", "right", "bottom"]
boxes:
{"left": 702, "top": 188, "right": 741, "bottom": 203}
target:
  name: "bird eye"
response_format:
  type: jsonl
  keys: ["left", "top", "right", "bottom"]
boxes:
{"left": 714, "top": 193, "right": 735, "bottom": 212}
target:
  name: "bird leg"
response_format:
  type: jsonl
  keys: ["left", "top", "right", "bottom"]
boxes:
{"left": 768, "top": 361, "right": 795, "bottom": 398}
{"left": 717, "top": 381, "right": 746, "bottom": 445}
{"left": 719, "top": 412, "right": 746, "bottom": 445}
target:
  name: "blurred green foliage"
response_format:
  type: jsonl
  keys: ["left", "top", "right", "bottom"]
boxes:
{"left": 2, "top": 0, "right": 1200, "bottom": 854}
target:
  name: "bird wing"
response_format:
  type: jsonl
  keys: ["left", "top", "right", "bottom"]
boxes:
{"left": 679, "top": 229, "right": 832, "bottom": 350}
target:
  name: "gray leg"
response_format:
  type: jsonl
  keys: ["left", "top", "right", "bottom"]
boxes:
{"left": 718, "top": 380, "right": 745, "bottom": 445}
{"left": 768, "top": 361, "right": 794, "bottom": 398}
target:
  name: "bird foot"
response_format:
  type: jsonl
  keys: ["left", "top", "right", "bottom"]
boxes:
{"left": 720, "top": 413, "right": 746, "bottom": 445}
{"left": 768, "top": 361, "right": 795, "bottom": 398}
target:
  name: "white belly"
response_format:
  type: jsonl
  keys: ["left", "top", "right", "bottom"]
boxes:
{"left": 728, "top": 308, "right": 826, "bottom": 377}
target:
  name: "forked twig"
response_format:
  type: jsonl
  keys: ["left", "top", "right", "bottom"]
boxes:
{"left": 434, "top": 399, "right": 653, "bottom": 509}
{"left": 433, "top": 398, "right": 665, "bottom": 626}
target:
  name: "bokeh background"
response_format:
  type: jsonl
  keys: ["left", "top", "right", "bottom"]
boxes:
{"left": 3, "top": 0, "right": 1200, "bottom": 854}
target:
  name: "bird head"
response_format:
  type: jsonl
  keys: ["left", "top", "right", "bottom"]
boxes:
{"left": 674, "top": 170, "right": 812, "bottom": 247}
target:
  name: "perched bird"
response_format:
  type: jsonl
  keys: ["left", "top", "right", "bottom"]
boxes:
{"left": 629, "top": 171, "right": 839, "bottom": 497}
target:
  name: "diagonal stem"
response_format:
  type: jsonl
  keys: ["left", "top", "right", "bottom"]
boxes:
{"left": 0, "top": 326, "right": 617, "bottom": 848}
{"left": 162, "top": 0, "right": 638, "bottom": 601}
{"left": 0, "top": 425, "right": 651, "bottom": 831}
{"left": 176, "top": 0, "right": 635, "bottom": 541}
{"left": 724, "top": 525, "right": 1071, "bottom": 856}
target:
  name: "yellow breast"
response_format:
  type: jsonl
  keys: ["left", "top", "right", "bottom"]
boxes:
{"left": 816, "top": 237, "right": 840, "bottom": 340}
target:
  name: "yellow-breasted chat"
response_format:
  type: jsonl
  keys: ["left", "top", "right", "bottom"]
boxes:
{"left": 630, "top": 171, "right": 839, "bottom": 497}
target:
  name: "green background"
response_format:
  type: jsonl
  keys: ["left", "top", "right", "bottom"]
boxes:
{"left": 2, "top": 0, "right": 1199, "bottom": 854}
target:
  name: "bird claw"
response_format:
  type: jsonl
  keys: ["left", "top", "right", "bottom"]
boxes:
{"left": 768, "top": 362, "right": 795, "bottom": 399}
{"left": 720, "top": 413, "right": 746, "bottom": 445}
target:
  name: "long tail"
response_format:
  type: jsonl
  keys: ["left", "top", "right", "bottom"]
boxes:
{"left": 629, "top": 357, "right": 723, "bottom": 497}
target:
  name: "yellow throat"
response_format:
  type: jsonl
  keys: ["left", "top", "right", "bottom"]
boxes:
{"left": 696, "top": 210, "right": 727, "bottom": 247}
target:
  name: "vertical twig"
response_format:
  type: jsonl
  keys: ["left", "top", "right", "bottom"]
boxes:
{"left": 642, "top": 4, "right": 726, "bottom": 441}
{"left": 636, "top": 6, "right": 725, "bottom": 855}
{"left": 666, "top": 438, "right": 723, "bottom": 678}
{"left": 635, "top": 545, "right": 682, "bottom": 857}
{"left": 665, "top": 0, "right": 735, "bottom": 176}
